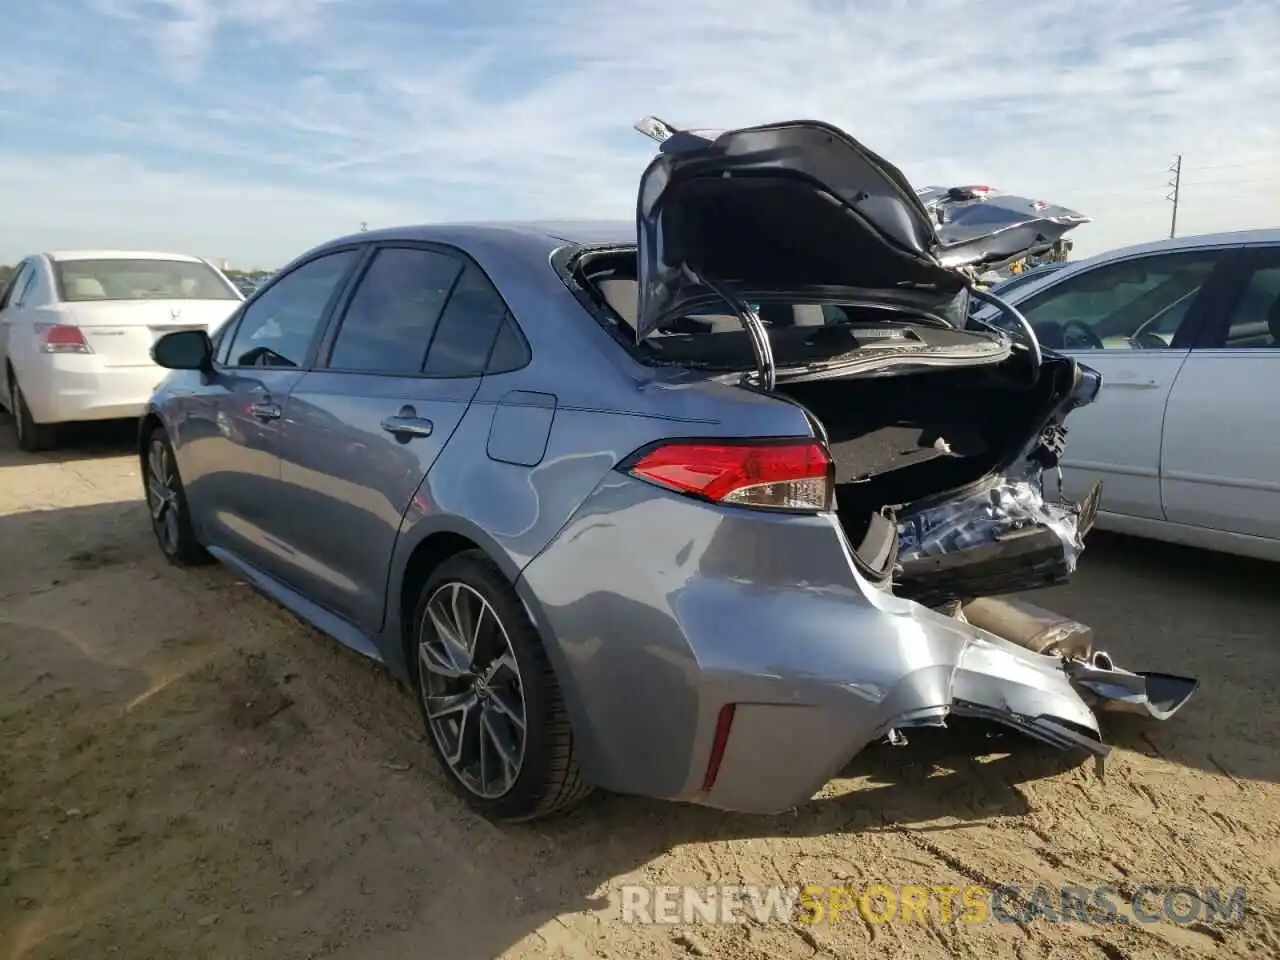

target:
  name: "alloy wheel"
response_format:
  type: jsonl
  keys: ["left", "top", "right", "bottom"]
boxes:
{"left": 418, "top": 581, "right": 527, "bottom": 799}
{"left": 146, "top": 439, "right": 181, "bottom": 554}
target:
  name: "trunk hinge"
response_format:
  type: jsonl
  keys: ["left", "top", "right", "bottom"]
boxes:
{"left": 678, "top": 263, "right": 777, "bottom": 391}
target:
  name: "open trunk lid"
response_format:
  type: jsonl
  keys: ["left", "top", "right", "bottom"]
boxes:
{"left": 632, "top": 117, "right": 1088, "bottom": 346}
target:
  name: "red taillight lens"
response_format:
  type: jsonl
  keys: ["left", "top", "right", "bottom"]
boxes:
{"left": 623, "top": 439, "right": 833, "bottom": 512}
{"left": 38, "top": 323, "right": 91, "bottom": 354}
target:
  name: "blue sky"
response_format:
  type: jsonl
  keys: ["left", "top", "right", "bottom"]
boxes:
{"left": 1, "top": 0, "right": 1278, "bottom": 269}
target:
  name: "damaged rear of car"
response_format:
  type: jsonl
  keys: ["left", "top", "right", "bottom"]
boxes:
{"left": 538, "top": 117, "right": 1195, "bottom": 814}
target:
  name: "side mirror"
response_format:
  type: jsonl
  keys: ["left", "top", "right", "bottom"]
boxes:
{"left": 152, "top": 329, "right": 213, "bottom": 371}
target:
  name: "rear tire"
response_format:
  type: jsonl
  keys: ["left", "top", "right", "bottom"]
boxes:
{"left": 143, "top": 426, "right": 210, "bottom": 566}
{"left": 9, "top": 373, "right": 57, "bottom": 453}
{"left": 410, "top": 550, "right": 593, "bottom": 821}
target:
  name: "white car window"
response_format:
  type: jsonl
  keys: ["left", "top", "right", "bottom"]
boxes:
{"left": 1222, "top": 265, "right": 1280, "bottom": 349}
{"left": 1, "top": 262, "right": 33, "bottom": 311}
{"left": 1016, "top": 252, "right": 1220, "bottom": 351}
{"left": 14, "top": 264, "right": 39, "bottom": 307}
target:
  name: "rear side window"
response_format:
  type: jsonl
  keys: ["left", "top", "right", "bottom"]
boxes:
{"left": 1222, "top": 265, "right": 1280, "bottom": 348}
{"left": 328, "top": 247, "right": 464, "bottom": 374}
{"left": 422, "top": 264, "right": 527, "bottom": 377}
{"left": 54, "top": 259, "right": 239, "bottom": 301}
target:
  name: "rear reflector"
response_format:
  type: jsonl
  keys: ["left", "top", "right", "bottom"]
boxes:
{"left": 701, "top": 704, "right": 736, "bottom": 792}
{"left": 623, "top": 439, "right": 833, "bottom": 512}
{"left": 37, "top": 323, "right": 92, "bottom": 354}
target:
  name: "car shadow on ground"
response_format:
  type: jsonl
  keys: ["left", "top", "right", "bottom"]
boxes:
{"left": 2, "top": 502, "right": 1277, "bottom": 959}
{"left": 1024, "top": 531, "right": 1280, "bottom": 788}
{"left": 0, "top": 415, "right": 137, "bottom": 466}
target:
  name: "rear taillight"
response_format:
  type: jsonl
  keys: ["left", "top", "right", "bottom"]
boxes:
{"left": 622, "top": 439, "right": 833, "bottom": 512}
{"left": 37, "top": 323, "right": 92, "bottom": 354}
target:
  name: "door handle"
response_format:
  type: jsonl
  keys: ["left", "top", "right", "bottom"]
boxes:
{"left": 381, "top": 405, "right": 433, "bottom": 439}
{"left": 249, "top": 402, "right": 282, "bottom": 421}
{"left": 1108, "top": 371, "right": 1160, "bottom": 389}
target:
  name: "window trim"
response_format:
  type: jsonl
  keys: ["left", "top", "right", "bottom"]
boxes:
{"left": 1011, "top": 247, "right": 1233, "bottom": 352}
{"left": 1194, "top": 244, "right": 1280, "bottom": 350}
{"left": 216, "top": 244, "right": 370, "bottom": 372}
{"left": 15, "top": 261, "right": 39, "bottom": 307}
{"left": 312, "top": 240, "right": 532, "bottom": 380}
{"left": 0, "top": 260, "right": 32, "bottom": 311}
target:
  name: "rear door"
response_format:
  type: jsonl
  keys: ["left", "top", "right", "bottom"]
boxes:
{"left": 275, "top": 244, "right": 520, "bottom": 633}
{"left": 177, "top": 248, "right": 363, "bottom": 577}
{"left": 1160, "top": 244, "right": 1280, "bottom": 539}
{"left": 1010, "top": 248, "right": 1230, "bottom": 520}
{"left": 0, "top": 260, "right": 35, "bottom": 399}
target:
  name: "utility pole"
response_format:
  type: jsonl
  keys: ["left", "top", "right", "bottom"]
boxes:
{"left": 1166, "top": 155, "right": 1182, "bottom": 239}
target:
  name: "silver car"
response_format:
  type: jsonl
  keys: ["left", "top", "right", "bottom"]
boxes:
{"left": 141, "top": 118, "right": 1189, "bottom": 822}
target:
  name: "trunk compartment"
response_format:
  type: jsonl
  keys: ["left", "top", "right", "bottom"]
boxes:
{"left": 772, "top": 352, "right": 1099, "bottom": 603}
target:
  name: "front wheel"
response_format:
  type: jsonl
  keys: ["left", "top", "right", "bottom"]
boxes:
{"left": 143, "top": 427, "right": 210, "bottom": 566}
{"left": 411, "top": 551, "right": 592, "bottom": 821}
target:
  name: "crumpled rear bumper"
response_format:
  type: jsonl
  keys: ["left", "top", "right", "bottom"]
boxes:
{"left": 696, "top": 602, "right": 1115, "bottom": 815}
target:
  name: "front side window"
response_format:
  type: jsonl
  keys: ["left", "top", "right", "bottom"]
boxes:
{"left": 54, "top": 259, "right": 240, "bottom": 302}
{"left": 224, "top": 250, "right": 358, "bottom": 368}
{"left": 328, "top": 247, "right": 463, "bottom": 374}
{"left": 1016, "top": 252, "right": 1220, "bottom": 351}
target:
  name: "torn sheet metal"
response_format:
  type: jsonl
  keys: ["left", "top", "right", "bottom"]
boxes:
{"left": 898, "top": 475, "right": 1088, "bottom": 570}
{"left": 892, "top": 472, "right": 1102, "bottom": 605}
{"left": 1066, "top": 652, "right": 1199, "bottom": 721}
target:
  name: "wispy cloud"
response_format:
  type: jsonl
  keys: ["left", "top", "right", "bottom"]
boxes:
{"left": 2, "top": 0, "right": 1278, "bottom": 267}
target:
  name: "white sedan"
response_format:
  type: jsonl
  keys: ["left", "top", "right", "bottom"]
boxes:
{"left": 974, "top": 228, "right": 1280, "bottom": 561}
{"left": 0, "top": 250, "right": 243, "bottom": 451}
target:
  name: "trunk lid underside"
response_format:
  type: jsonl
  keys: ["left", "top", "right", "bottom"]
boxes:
{"left": 620, "top": 116, "right": 1193, "bottom": 747}
{"left": 631, "top": 116, "right": 1089, "bottom": 344}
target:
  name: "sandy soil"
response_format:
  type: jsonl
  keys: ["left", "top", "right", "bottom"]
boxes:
{"left": 1, "top": 420, "right": 1278, "bottom": 960}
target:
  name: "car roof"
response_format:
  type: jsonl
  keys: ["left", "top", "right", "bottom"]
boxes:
{"left": 1074, "top": 227, "right": 1280, "bottom": 261}
{"left": 976, "top": 227, "right": 1280, "bottom": 311}
{"left": 320, "top": 220, "right": 636, "bottom": 251}
{"left": 44, "top": 250, "right": 208, "bottom": 263}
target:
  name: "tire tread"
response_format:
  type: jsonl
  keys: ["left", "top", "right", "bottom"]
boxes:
{"left": 416, "top": 550, "right": 593, "bottom": 821}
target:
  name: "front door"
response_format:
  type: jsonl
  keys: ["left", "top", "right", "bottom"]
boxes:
{"left": 275, "top": 247, "right": 518, "bottom": 633}
{"left": 1161, "top": 244, "right": 1280, "bottom": 539}
{"left": 177, "top": 248, "right": 363, "bottom": 576}
{"left": 1010, "top": 248, "right": 1229, "bottom": 520}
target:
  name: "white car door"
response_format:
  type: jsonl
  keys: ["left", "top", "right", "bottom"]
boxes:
{"left": 1003, "top": 248, "right": 1230, "bottom": 521}
{"left": 1160, "top": 244, "right": 1280, "bottom": 541}
{"left": 0, "top": 260, "right": 37, "bottom": 403}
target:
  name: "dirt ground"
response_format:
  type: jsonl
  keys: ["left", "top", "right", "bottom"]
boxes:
{"left": 1, "top": 421, "right": 1278, "bottom": 960}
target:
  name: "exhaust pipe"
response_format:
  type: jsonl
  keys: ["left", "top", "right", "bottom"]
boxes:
{"left": 961, "top": 598, "right": 1199, "bottom": 723}
{"left": 961, "top": 596, "right": 1094, "bottom": 659}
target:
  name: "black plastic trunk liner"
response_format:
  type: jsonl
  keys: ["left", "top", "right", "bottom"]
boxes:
{"left": 825, "top": 422, "right": 991, "bottom": 481}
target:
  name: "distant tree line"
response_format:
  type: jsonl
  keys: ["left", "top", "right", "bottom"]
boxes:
{"left": 0, "top": 264, "right": 14, "bottom": 285}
